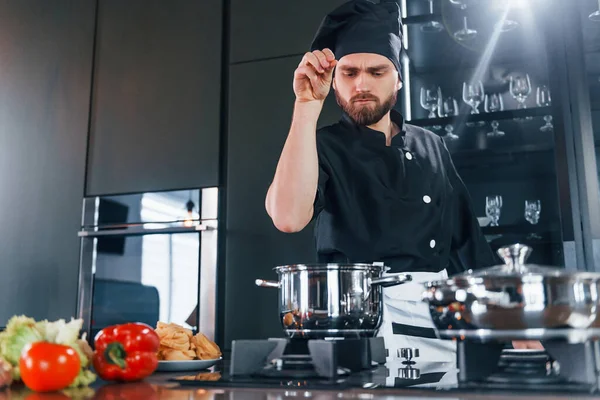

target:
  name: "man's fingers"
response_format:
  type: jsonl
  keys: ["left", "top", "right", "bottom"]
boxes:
{"left": 312, "top": 51, "right": 330, "bottom": 70}
{"left": 295, "top": 66, "right": 319, "bottom": 85}
{"left": 303, "top": 52, "right": 324, "bottom": 73}
{"left": 322, "top": 48, "right": 335, "bottom": 62}
{"left": 299, "top": 50, "right": 336, "bottom": 73}
{"left": 326, "top": 59, "right": 337, "bottom": 73}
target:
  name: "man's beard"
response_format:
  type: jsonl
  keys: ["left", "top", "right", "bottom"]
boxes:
{"left": 335, "top": 90, "right": 397, "bottom": 126}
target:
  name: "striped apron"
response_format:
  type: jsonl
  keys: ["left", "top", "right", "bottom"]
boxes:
{"left": 377, "top": 269, "right": 457, "bottom": 364}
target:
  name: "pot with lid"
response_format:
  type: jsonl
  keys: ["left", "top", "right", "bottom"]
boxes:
{"left": 422, "top": 244, "right": 600, "bottom": 341}
{"left": 256, "top": 263, "right": 412, "bottom": 338}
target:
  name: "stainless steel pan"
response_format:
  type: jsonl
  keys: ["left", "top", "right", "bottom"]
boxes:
{"left": 422, "top": 244, "right": 600, "bottom": 341}
{"left": 257, "top": 263, "right": 412, "bottom": 338}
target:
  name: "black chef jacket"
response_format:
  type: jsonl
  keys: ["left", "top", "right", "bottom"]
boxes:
{"left": 313, "top": 109, "right": 498, "bottom": 275}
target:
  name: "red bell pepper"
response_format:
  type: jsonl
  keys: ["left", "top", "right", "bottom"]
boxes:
{"left": 93, "top": 323, "right": 160, "bottom": 382}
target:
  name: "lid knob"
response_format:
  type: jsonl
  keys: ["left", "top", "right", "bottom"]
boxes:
{"left": 497, "top": 244, "right": 532, "bottom": 273}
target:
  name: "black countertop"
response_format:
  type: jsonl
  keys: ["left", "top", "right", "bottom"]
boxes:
{"left": 4, "top": 340, "right": 600, "bottom": 399}
{"left": 2, "top": 358, "right": 599, "bottom": 399}
{"left": 164, "top": 357, "right": 600, "bottom": 397}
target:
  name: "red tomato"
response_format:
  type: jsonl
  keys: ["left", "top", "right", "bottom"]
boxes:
{"left": 19, "top": 342, "right": 81, "bottom": 392}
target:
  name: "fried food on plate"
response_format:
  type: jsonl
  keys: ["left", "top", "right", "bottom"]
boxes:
{"left": 191, "top": 333, "right": 221, "bottom": 360}
{"left": 155, "top": 322, "right": 192, "bottom": 351}
{"left": 156, "top": 322, "right": 193, "bottom": 338}
{"left": 159, "top": 349, "right": 197, "bottom": 361}
{"left": 155, "top": 322, "right": 222, "bottom": 361}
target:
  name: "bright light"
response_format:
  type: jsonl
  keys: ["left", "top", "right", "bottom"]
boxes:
{"left": 492, "top": 0, "right": 531, "bottom": 10}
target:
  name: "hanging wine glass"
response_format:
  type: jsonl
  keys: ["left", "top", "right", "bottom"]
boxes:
{"left": 420, "top": 85, "right": 442, "bottom": 119}
{"left": 421, "top": 0, "right": 444, "bottom": 33}
{"left": 463, "top": 80, "right": 485, "bottom": 127}
{"left": 486, "top": 195, "right": 503, "bottom": 227}
{"left": 510, "top": 74, "right": 532, "bottom": 121}
{"left": 454, "top": 16, "right": 477, "bottom": 41}
{"left": 462, "top": 81, "right": 484, "bottom": 114}
{"left": 438, "top": 96, "right": 459, "bottom": 141}
{"left": 590, "top": 0, "right": 600, "bottom": 21}
{"left": 536, "top": 85, "right": 553, "bottom": 132}
{"left": 525, "top": 200, "right": 541, "bottom": 225}
{"left": 484, "top": 93, "right": 505, "bottom": 137}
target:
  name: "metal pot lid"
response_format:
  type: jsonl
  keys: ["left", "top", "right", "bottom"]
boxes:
{"left": 274, "top": 263, "right": 387, "bottom": 273}
{"left": 440, "top": 244, "right": 600, "bottom": 282}
{"left": 466, "top": 243, "right": 560, "bottom": 276}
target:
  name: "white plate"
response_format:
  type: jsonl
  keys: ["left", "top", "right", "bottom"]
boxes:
{"left": 156, "top": 358, "right": 222, "bottom": 372}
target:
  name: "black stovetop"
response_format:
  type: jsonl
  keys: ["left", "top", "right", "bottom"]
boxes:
{"left": 170, "top": 351, "right": 598, "bottom": 394}
{"left": 171, "top": 358, "right": 456, "bottom": 391}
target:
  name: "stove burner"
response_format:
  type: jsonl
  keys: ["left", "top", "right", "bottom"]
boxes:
{"left": 486, "top": 373, "right": 563, "bottom": 385}
{"left": 487, "top": 349, "right": 560, "bottom": 384}
{"left": 497, "top": 350, "right": 552, "bottom": 375}
{"left": 230, "top": 337, "right": 385, "bottom": 379}
{"left": 457, "top": 340, "right": 600, "bottom": 392}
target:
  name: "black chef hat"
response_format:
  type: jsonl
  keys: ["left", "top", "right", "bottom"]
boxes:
{"left": 310, "top": 0, "right": 403, "bottom": 80}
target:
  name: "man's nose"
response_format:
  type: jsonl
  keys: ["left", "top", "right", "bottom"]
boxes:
{"left": 355, "top": 73, "right": 370, "bottom": 92}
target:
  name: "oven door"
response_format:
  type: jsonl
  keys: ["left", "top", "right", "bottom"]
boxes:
{"left": 76, "top": 189, "right": 218, "bottom": 342}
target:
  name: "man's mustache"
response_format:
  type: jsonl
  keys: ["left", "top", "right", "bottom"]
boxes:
{"left": 351, "top": 94, "right": 379, "bottom": 102}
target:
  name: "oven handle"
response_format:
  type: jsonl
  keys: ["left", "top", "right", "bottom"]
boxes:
{"left": 78, "top": 224, "right": 215, "bottom": 238}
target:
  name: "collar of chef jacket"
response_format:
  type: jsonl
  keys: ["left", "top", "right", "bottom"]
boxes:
{"left": 339, "top": 108, "right": 408, "bottom": 148}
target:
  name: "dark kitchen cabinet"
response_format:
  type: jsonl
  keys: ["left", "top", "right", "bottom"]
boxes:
{"left": 0, "top": 0, "right": 95, "bottom": 325}
{"left": 399, "top": 0, "right": 580, "bottom": 268}
{"left": 229, "top": 0, "right": 347, "bottom": 63}
{"left": 86, "top": 0, "right": 223, "bottom": 196}
{"left": 224, "top": 57, "right": 340, "bottom": 346}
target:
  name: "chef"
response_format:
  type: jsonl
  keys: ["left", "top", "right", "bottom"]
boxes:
{"left": 265, "top": 0, "right": 540, "bottom": 362}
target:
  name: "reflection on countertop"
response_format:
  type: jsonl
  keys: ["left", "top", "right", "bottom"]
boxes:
{"left": 1, "top": 376, "right": 598, "bottom": 400}
{"left": 1, "top": 352, "right": 599, "bottom": 400}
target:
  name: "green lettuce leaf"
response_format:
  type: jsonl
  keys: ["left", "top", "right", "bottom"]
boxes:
{"left": 0, "top": 315, "right": 43, "bottom": 379}
{"left": 36, "top": 318, "right": 83, "bottom": 345}
{"left": 0, "top": 315, "right": 96, "bottom": 385}
{"left": 68, "top": 368, "right": 96, "bottom": 388}
{"left": 38, "top": 318, "right": 97, "bottom": 386}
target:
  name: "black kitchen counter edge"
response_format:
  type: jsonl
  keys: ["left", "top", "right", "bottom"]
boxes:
{"left": 147, "top": 357, "right": 600, "bottom": 400}
{"left": 151, "top": 371, "right": 600, "bottom": 399}
{"left": 2, "top": 372, "right": 599, "bottom": 399}
{"left": 3, "top": 356, "right": 600, "bottom": 399}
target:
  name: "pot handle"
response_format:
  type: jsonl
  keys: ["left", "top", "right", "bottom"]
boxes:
{"left": 255, "top": 279, "right": 280, "bottom": 288}
{"left": 371, "top": 273, "right": 412, "bottom": 288}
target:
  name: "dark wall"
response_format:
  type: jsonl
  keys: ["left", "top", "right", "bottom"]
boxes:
{"left": 229, "top": 0, "right": 347, "bottom": 63}
{"left": 223, "top": 0, "right": 350, "bottom": 346}
{"left": 86, "top": 0, "right": 222, "bottom": 196}
{"left": 225, "top": 57, "right": 341, "bottom": 345}
{"left": 0, "top": 0, "right": 95, "bottom": 325}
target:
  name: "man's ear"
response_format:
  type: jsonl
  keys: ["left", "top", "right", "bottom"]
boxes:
{"left": 332, "top": 77, "right": 337, "bottom": 91}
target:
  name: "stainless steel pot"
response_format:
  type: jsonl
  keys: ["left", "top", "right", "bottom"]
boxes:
{"left": 422, "top": 244, "right": 600, "bottom": 340}
{"left": 256, "top": 263, "right": 412, "bottom": 338}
